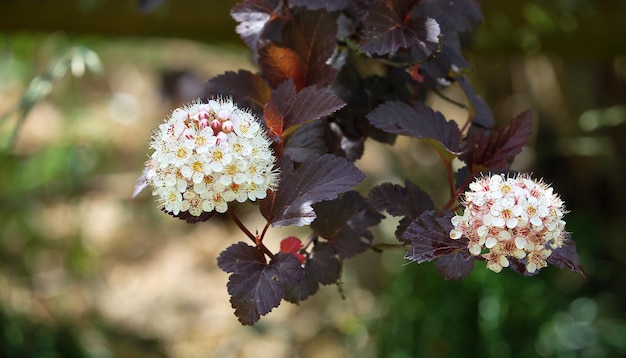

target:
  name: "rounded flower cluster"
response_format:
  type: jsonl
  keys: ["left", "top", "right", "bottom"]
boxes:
{"left": 450, "top": 174, "right": 567, "bottom": 274}
{"left": 145, "top": 98, "right": 279, "bottom": 216}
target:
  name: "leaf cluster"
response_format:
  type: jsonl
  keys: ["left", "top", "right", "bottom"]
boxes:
{"left": 180, "top": 0, "right": 583, "bottom": 324}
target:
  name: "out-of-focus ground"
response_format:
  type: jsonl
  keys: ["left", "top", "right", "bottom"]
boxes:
{"left": 0, "top": 36, "right": 396, "bottom": 357}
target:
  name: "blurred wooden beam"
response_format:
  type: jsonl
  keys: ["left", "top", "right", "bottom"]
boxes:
{"left": 0, "top": 0, "right": 241, "bottom": 44}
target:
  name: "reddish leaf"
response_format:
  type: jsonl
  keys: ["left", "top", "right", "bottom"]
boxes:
{"left": 218, "top": 243, "right": 305, "bottom": 325}
{"left": 403, "top": 210, "right": 474, "bottom": 280}
{"left": 231, "top": 0, "right": 290, "bottom": 51}
{"left": 258, "top": 9, "right": 339, "bottom": 90}
{"left": 279, "top": 236, "right": 306, "bottom": 263}
{"left": 285, "top": 242, "right": 342, "bottom": 303}
{"left": 311, "top": 191, "right": 384, "bottom": 258}
{"left": 359, "top": 0, "right": 440, "bottom": 56}
{"left": 461, "top": 110, "right": 533, "bottom": 173}
{"left": 367, "top": 100, "right": 462, "bottom": 160}
{"left": 263, "top": 79, "right": 345, "bottom": 139}
{"left": 206, "top": 70, "right": 271, "bottom": 118}
{"left": 260, "top": 154, "right": 365, "bottom": 227}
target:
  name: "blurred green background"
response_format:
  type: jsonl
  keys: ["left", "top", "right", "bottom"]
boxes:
{"left": 1, "top": 1, "right": 625, "bottom": 357}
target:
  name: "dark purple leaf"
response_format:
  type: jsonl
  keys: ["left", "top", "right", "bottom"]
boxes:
{"left": 359, "top": 0, "right": 440, "bottom": 56}
{"left": 283, "top": 120, "right": 328, "bottom": 162}
{"left": 260, "top": 154, "right": 365, "bottom": 227}
{"left": 434, "top": 250, "right": 474, "bottom": 280}
{"left": 258, "top": 9, "right": 339, "bottom": 90}
{"left": 217, "top": 242, "right": 266, "bottom": 274}
{"left": 218, "top": 243, "right": 305, "bottom": 325}
{"left": 461, "top": 110, "right": 533, "bottom": 174}
{"left": 368, "top": 181, "right": 434, "bottom": 218}
{"left": 456, "top": 75, "right": 494, "bottom": 128}
{"left": 547, "top": 237, "right": 585, "bottom": 276}
{"left": 263, "top": 79, "right": 345, "bottom": 139}
{"left": 289, "top": 0, "right": 352, "bottom": 11}
{"left": 367, "top": 100, "right": 462, "bottom": 161}
{"left": 206, "top": 70, "right": 271, "bottom": 118}
{"left": 164, "top": 209, "right": 216, "bottom": 224}
{"left": 506, "top": 258, "right": 536, "bottom": 276}
{"left": 404, "top": 210, "right": 474, "bottom": 280}
{"left": 311, "top": 191, "right": 384, "bottom": 258}
{"left": 419, "top": 0, "right": 483, "bottom": 33}
{"left": 368, "top": 180, "right": 435, "bottom": 242}
{"left": 285, "top": 242, "right": 341, "bottom": 303}
{"left": 231, "top": 0, "right": 290, "bottom": 51}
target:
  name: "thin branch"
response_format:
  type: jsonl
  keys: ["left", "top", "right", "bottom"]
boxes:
{"left": 432, "top": 88, "right": 467, "bottom": 110}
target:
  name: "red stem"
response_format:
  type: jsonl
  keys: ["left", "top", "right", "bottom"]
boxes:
{"left": 227, "top": 209, "right": 274, "bottom": 259}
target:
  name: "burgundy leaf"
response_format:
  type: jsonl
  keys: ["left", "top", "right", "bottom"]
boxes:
{"left": 289, "top": 0, "right": 352, "bottom": 11}
{"left": 434, "top": 250, "right": 474, "bottom": 280}
{"left": 368, "top": 180, "right": 435, "bottom": 242}
{"left": 368, "top": 180, "right": 434, "bottom": 218}
{"left": 260, "top": 154, "right": 365, "bottom": 227}
{"left": 461, "top": 110, "right": 533, "bottom": 173}
{"left": 285, "top": 242, "right": 342, "bottom": 303}
{"left": 206, "top": 70, "right": 271, "bottom": 118}
{"left": 258, "top": 8, "right": 339, "bottom": 90}
{"left": 359, "top": 0, "right": 440, "bottom": 56}
{"left": 367, "top": 100, "right": 462, "bottom": 157}
{"left": 404, "top": 210, "right": 474, "bottom": 280}
{"left": 263, "top": 79, "right": 345, "bottom": 139}
{"left": 164, "top": 208, "right": 216, "bottom": 224}
{"left": 547, "top": 237, "right": 585, "bottom": 276}
{"left": 219, "top": 244, "right": 305, "bottom": 325}
{"left": 420, "top": 0, "right": 483, "bottom": 33}
{"left": 283, "top": 120, "right": 328, "bottom": 162}
{"left": 231, "top": 0, "right": 290, "bottom": 51}
{"left": 311, "top": 191, "right": 384, "bottom": 258}
{"left": 456, "top": 75, "right": 494, "bottom": 128}
{"left": 217, "top": 242, "right": 266, "bottom": 274}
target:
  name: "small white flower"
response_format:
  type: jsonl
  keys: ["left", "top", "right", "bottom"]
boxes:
{"left": 145, "top": 97, "right": 279, "bottom": 217}
{"left": 450, "top": 173, "right": 568, "bottom": 274}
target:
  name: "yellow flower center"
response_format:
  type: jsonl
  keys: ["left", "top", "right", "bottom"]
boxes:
{"left": 226, "top": 164, "right": 237, "bottom": 175}
{"left": 192, "top": 161, "right": 203, "bottom": 173}
{"left": 212, "top": 150, "right": 223, "bottom": 161}
{"left": 195, "top": 136, "right": 206, "bottom": 146}
{"left": 176, "top": 147, "right": 188, "bottom": 159}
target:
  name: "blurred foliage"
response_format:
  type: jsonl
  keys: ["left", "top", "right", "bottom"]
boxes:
{"left": 1, "top": 0, "right": 625, "bottom": 357}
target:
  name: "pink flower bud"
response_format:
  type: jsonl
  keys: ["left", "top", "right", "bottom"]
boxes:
{"left": 211, "top": 119, "right": 222, "bottom": 132}
{"left": 198, "top": 110, "right": 210, "bottom": 120}
{"left": 198, "top": 117, "right": 210, "bottom": 130}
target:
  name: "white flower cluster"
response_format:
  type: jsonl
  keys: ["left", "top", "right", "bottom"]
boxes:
{"left": 450, "top": 174, "right": 567, "bottom": 273}
{"left": 145, "top": 98, "right": 279, "bottom": 216}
